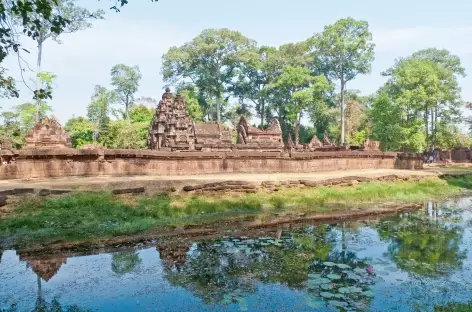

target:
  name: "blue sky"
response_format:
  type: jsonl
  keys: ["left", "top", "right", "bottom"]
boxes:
{"left": 3, "top": 0, "right": 472, "bottom": 124}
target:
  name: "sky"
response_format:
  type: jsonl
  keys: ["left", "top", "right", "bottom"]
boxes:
{"left": 2, "top": 0, "right": 472, "bottom": 124}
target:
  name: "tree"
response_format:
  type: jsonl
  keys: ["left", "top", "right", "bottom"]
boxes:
{"left": 310, "top": 17, "right": 375, "bottom": 144}
{"left": 382, "top": 55, "right": 462, "bottom": 151}
{"left": 231, "top": 46, "right": 278, "bottom": 128}
{"left": 64, "top": 116, "right": 93, "bottom": 147}
{"left": 100, "top": 120, "right": 148, "bottom": 149}
{"left": 15, "top": 101, "right": 52, "bottom": 131}
{"left": 369, "top": 92, "right": 427, "bottom": 152}
{"left": 268, "top": 66, "right": 331, "bottom": 143}
{"left": 87, "top": 85, "right": 115, "bottom": 142}
{"left": 0, "top": 102, "right": 51, "bottom": 147}
{"left": 0, "top": 0, "right": 156, "bottom": 98}
{"left": 162, "top": 28, "right": 256, "bottom": 122}
{"left": 110, "top": 64, "right": 142, "bottom": 121}
{"left": 10, "top": 0, "right": 104, "bottom": 113}
{"left": 111, "top": 252, "right": 141, "bottom": 275}
{"left": 383, "top": 48, "right": 465, "bottom": 150}
{"left": 34, "top": 71, "right": 56, "bottom": 121}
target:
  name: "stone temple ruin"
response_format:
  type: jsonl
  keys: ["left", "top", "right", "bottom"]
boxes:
{"left": 147, "top": 88, "right": 233, "bottom": 151}
{"left": 236, "top": 116, "right": 284, "bottom": 151}
{"left": 24, "top": 117, "right": 71, "bottom": 148}
{"left": 0, "top": 88, "right": 423, "bottom": 180}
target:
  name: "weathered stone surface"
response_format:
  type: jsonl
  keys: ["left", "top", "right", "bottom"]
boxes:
{"left": 39, "top": 189, "right": 72, "bottom": 196}
{"left": 0, "top": 195, "right": 6, "bottom": 207}
{"left": 237, "top": 116, "right": 283, "bottom": 151}
{"left": 182, "top": 180, "right": 257, "bottom": 193}
{"left": 24, "top": 117, "right": 71, "bottom": 148}
{"left": 0, "top": 149, "right": 422, "bottom": 180}
{"left": 148, "top": 89, "right": 233, "bottom": 151}
{"left": 362, "top": 139, "right": 380, "bottom": 151}
{"left": 112, "top": 187, "right": 145, "bottom": 195}
{"left": 13, "top": 188, "right": 34, "bottom": 195}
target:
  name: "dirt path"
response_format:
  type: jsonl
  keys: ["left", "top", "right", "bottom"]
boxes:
{"left": 0, "top": 168, "right": 444, "bottom": 191}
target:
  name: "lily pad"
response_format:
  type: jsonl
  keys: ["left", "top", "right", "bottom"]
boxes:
{"left": 309, "top": 277, "right": 331, "bottom": 285}
{"left": 323, "top": 262, "right": 336, "bottom": 267}
{"left": 307, "top": 280, "right": 320, "bottom": 289}
{"left": 336, "top": 263, "right": 351, "bottom": 269}
{"left": 363, "top": 290, "right": 375, "bottom": 298}
{"left": 353, "top": 268, "right": 366, "bottom": 274}
{"left": 321, "top": 284, "right": 334, "bottom": 290}
{"left": 338, "top": 287, "right": 351, "bottom": 294}
{"left": 327, "top": 273, "right": 341, "bottom": 280}
{"left": 320, "top": 292, "right": 335, "bottom": 299}
{"left": 334, "top": 293, "right": 346, "bottom": 299}
{"left": 308, "top": 273, "right": 322, "bottom": 279}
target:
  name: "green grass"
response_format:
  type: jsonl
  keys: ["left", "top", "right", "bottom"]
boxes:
{"left": 1, "top": 175, "right": 471, "bottom": 247}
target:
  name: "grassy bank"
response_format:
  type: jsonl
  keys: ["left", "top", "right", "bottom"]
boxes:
{"left": 1, "top": 175, "right": 472, "bottom": 246}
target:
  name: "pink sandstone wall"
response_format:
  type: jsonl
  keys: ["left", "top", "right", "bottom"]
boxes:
{"left": 0, "top": 149, "right": 423, "bottom": 180}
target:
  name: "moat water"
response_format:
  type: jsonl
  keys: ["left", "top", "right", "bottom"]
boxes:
{"left": 1, "top": 198, "right": 472, "bottom": 311}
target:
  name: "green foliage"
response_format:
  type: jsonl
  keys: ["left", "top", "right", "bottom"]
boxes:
{"left": 0, "top": 0, "right": 149, "bottom": 98}
{"left": 100, "top": 120, "right": 148, "bottom": 149}
{"left": 435, "top": 301, "right": 472, "bottom": 312}
{"left": 162, "top": 28, "right": 256, "bottom": 122}
{"left": 381, "top": 48, "right": 465, "bottom": 151}
{"left": 129, "top": 104, "right": 153, "bottom": 123}
{"left": 0, "top": 102, "right": 52, "bottom": 147}
{"left": 87, "top": 85, "right": 115, "bottom": 141}
{"left": 0, "top": 67, "right": 17, "bottom": 98}
{"left": 2, "top": 175, "right": 471, "bottom": 246}
{"left": 177, "top": 89, "right": 204, "bottom": 121}
{"left": 64, "top": 116, "right": 94, "bottom": 147}
{"left": 370, "top": 92, "right": 426, "bottom": 152}
{"left": 231, "top": 45, "right": 279, "bottom": 127}
{"left": 111, "top": 252, "right": 142, "bottom": 275}
{"left": 309, "top": 17, "right": 375, "bottom": 144}
{"left": 377, "top": 209, "right": 466, "bottom": 276}
{"left": 110, "top": 64, "right": 142, "bottom": 120}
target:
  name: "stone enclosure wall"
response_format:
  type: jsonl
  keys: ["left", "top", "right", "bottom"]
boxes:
{"left": 0, "top": 149, "right": 422, "bottom": 180}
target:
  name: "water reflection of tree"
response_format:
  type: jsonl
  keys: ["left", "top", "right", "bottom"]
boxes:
{"left": 164, "top": 226, "right": 334, "bottom": 305}
{"left": 111, "top": 252, "right": 142, "bottom": 275}
{"left": 377, "top": 203, "right": 466, "bottom": 276}
{"left": 434, "top": 300, "right": 472, "bottom": 311}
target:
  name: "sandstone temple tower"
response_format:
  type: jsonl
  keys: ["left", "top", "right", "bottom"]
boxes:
{"left": 148, "top": 88, "right": 233, "bottom": 151}
{"left": 148, "top": 88, "right": 196, "bottom": 151}
{"left": 24, "top": 117, "right": 71, "bottom": 148}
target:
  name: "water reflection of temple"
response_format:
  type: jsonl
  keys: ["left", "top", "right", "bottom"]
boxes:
{"left": 18, "top": 253, "right": 67, "bottom": 282}
{"left": 156, "top": 241, "right": 191, "bottom": 269}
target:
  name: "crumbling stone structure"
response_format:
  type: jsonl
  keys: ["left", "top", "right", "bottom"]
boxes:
{"left": 361, "top": 139, "right": 380, "bottom": 151}
{"left": 236, "top": 116, "right": 283, "bottom": 151}
{"left": 148, "top": 89, "right": 233, "bottom": 151}
{"left": 25, "top": 117, "right": 71, "bottom": 148}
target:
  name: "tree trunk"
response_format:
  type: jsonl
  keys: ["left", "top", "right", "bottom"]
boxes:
{"left": 216, "top": 94, "right": 221, "bottom": 123}
{"left": 125, "top": 94, "right": 130, "bottom": 121}
{"left": 431, "top": 107, "right": 436, "bottom": 150}
{"left": 425, "top": 104, "right": 429, "bottom": 150}
{"left": 340, "top": 80, "right": 345, "bottom": 145}
{"left": 260, "top": 100, "right": 265, "bottom": 129}
{"left": 35, "top": 36, "right": 44, "bottom": 122}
